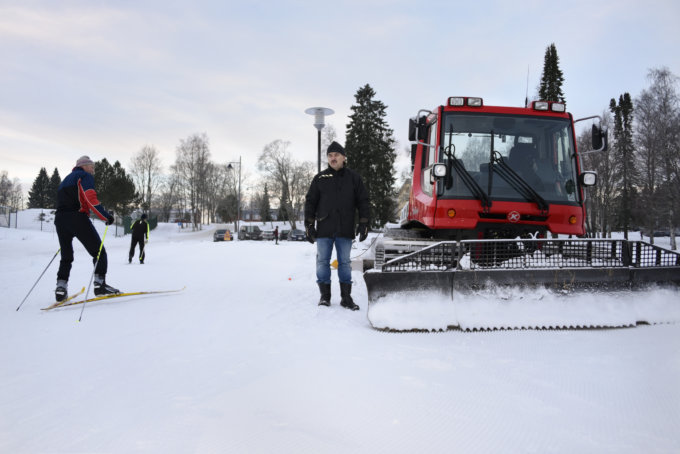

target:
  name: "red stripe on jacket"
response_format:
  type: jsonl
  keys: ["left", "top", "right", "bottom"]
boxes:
{"left": 77, "top": 179, "right": 107, "bottom": 221}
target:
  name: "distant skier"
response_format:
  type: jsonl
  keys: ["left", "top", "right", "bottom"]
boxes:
{"left": 129, "top": 213, "right": 149, "bottom": 264}
{"left": 274, "top": 226, "right": 279, "bottom": 245}
{"left": 304, "top": 141, "right": 370, "bottom": 310}
{"left": 54, "top": 156, "right": 120, "bottom": 302}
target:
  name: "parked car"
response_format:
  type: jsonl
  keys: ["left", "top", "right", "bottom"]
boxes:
{"left": 213, "top": 229, "right": 232, "bottom": 242}
{"left": 239, "top": 225, "right": 263, "bottom": 240}
{"left": 288, "top": 229, "right": 306, "bottom": 241}
{"left": 262, "top": 229, "right": 275, "bottom": 240}
{"left": 280, "top": 229, "right": 290, "bottom": 240}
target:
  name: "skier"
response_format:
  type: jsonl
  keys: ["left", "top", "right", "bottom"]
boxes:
{"left": 54, "top": 156, "right": 120, "bottom": 302}
{"left": 304, "top": 141, "right": 370, "bottom": 310}
{"left": 129, "top": 213, "right": 150, "bottom": 264}
{"left": 274, "top": 226, "right": 279, "bottom": 245}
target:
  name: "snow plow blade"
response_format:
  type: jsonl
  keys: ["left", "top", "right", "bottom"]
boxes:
{"left": 364, "top": 239, "right": 680, "bottom": 331}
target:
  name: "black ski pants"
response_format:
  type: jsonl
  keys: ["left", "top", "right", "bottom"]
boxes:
{"left": 129, "top": 236, "right": 146, "bottom": 262}
{"left": 55, "top": 211, "right": 107, "bottom": 282}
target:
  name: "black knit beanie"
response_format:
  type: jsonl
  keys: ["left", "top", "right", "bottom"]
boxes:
{"left": 327, "top": 141, "right": 346, "bottom": 156}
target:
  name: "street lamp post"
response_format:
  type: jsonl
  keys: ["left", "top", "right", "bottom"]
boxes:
{"left": 227, "top": 156, "right": 242, "bottom": 236}
{"left": 305, "top": 107, "right": 334, "bottom": 173}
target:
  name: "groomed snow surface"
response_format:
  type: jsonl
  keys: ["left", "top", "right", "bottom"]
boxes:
{"left": 2, "top": 210, "right": 679, "bottom": 453}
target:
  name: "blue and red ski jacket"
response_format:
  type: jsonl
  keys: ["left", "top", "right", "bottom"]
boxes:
{"left": 56, "top": 166, "right": 112, "bottom": 221}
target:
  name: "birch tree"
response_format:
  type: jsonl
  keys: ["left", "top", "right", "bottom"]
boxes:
{"left": 130, "top": 145, "right": 163, "bottom": 214}
{"left": 174, "top": 133, "right": 211, "bottom": 230}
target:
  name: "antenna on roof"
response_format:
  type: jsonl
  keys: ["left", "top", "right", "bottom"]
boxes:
{"left": 525, "top": 65, "right": 530, "bottom": 107}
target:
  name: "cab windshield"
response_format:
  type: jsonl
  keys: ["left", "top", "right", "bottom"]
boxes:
{"left": 439, "top": 112, "right": 580, "bottom": 203}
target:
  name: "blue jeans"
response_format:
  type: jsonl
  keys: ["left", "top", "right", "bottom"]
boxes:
{"left": 316, "top": 236, "right": 353, "bottom": 284}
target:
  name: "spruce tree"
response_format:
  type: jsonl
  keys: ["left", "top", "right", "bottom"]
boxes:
{"left": 28, "top": 167, "right": 50, "bottom": 208}
{"left": 94, "top": 158, "right": 138, "bottom": 215}
{"left": 345, "top": 84, "right": 397, "bottom": 227}
{"left": 609, "top": 93, "right": 636, "bottom": 239}
{"left": 538, "top": 43, "right": 566, "bottom": 103}
{"left": 48, "top": 168, "right": 61, "bottom": 209}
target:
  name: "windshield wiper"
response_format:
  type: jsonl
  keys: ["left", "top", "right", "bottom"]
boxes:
{"left": 490, "top": 150, "right": 549, "bottom": 214}
{"left": 444, "top": 125, "right": 491, "bottom": 211}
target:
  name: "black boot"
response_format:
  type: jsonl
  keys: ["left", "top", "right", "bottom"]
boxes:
{"left": 55, "top": 280, "right": 68, "bottom": 302}
{"left": 318, "top": 283, "right": 331, "bottom": 306}
{"left": 340, "top": 283, "right": 359, "bottom": 311}
{"left": 94, "top": 275, "right": 120, "bottom": 296}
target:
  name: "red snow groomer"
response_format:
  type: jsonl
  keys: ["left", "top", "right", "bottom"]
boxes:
{"left": 364, "top": 97, "right": 680, "bottom": 331}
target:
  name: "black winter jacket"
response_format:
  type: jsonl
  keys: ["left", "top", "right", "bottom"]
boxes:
{"left": 131, "top": 220, "right": 149, "bottom": 240}
{"left": 304, "top": 166, "right": 370, "bottom": 238}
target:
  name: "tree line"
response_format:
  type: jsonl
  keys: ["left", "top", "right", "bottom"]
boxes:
{"left": 581, "top": 67, "right": 679, "bottom": 249}
{"left": 13, "top": 83, "right": 397, "bottom": 232}
{"left": 10, "top": 43, "right": 676, "bottom": 249}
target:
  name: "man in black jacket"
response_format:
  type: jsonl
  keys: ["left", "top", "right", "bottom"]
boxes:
{"left": 129, "top": 213, "right": 149, "bottom": 264}
{"left": 304, "top": 141, "right": 370, "bottom": 310}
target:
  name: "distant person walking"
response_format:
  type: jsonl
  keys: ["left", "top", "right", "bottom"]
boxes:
{"left": 54, "top": 156, "right": 120, "bottom": 302}
{"left": 274, "top": 226, "right": 279, "bottom": 245}
{"left": 129, "top": 213, "right": 150, "bottom": 264}
{"left": 304, "top": 141, "right": 369, "bottom": 310}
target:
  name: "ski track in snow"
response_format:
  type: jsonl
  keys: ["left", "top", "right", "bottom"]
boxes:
{"left": 1, "top": 215, "right": 680, "bottom": 453}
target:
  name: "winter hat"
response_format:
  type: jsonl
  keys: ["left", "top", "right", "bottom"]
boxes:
{"left": 327, "top": 141, "right": 346, "bottom": 156}
{"left": 141, "top": 213, "right": 148, "bottom": 220}
{"left": 75, "top": 155, "right": 94, "bottom": 167}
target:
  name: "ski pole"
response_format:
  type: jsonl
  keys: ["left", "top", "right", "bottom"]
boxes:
{"left": 16, "top": 248, "right": 61, "bottom": 311}
{"left": 78, "top": 225, "right": 108, "bottom": 322}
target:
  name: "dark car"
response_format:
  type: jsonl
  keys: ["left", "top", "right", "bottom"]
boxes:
{"left": 213, "top": 229, "right": 232, "bottom": 242}
{"left": 288, "top": 229, "right": 306, "bottom": 241}
{"left": 280, "top": 229, "right": 290, "bottom": 240}
{"left": 239, "top": 225, "right": 263, "bottom": 240}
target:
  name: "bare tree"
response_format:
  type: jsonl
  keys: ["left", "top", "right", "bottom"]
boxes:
{"left": 173, "top": 133, "right": 212, "bottom": 230}
{"left": 130, "top": 145, "right": 163, "bottom": 214}
{"left": 0, "top": 171, "right": 23, "bottom": 209}
{"left": 203, "top": 163, "right": 236, "bottom": 224}
{"left": 0, "top": 171, "right": 13, "bottom": 206}
{"left": 291, "top": 161, "right": 315, "bottom": 222}
{"left": 321, "top": 124, "right": 338, "bottom": 155}
{"left": 257, "top": 140, "right": 313, "bottom": 229}
{"left": 635, "top": 83, "right": 664, "bottom": 243}
{"left": 156, "top": 174, "right": 181, "bottom": 222}
{"left": 640, "top": 68, "right": 680, "bottom": 249}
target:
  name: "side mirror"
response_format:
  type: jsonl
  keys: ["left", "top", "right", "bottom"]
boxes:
{"left": 408, "top": 118, "right": 417, "bottom": 142}
{"left": 574, "top": 115, "right": 608, "bottom": 154}
{"left": 591, "top": 124, "right": 608, "bottom": 152}
{"left": 579, "top": 171, "right": 597, "bottom": 187}
{"left": 409, "top": 115, "right": 429, "bottom": 143}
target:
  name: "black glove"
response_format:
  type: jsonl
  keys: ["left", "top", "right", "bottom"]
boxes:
{"left": 106, "top": 214, "right": 115, "bottom": 226}
{"left": 356, "top": 222, "right": 369, "bottom": 242}
{"left": 304, "top": 222, "right": 317, "bottom": 244}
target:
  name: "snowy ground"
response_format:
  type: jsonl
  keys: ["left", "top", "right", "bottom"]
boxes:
{"left": 1, "top": 210, "right": 679, "bottom": 453}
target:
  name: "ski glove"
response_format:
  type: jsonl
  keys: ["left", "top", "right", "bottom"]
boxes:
{"left": 355, "top": 222, "right": 369, "bottom": 242}
{"left": 305, "top": 222, "right": 317, "bottom": 244}
{"left": 106, "top": 214, "right": 115, "bottom": 226}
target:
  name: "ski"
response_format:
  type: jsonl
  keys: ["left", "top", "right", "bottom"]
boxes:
{"left": 42, "top": 287, "right": 86, "bottom": 310}
{"left": 41, "top": 287, "right": 186, "bottom": 310}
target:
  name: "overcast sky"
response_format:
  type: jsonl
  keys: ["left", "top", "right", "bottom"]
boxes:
{"left": 1, "top": 0, "right": 679, "bottom": 195}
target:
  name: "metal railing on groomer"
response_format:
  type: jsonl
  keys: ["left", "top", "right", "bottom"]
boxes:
{"left": 379, "top": 239, "right": 680, "bottom": 273}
